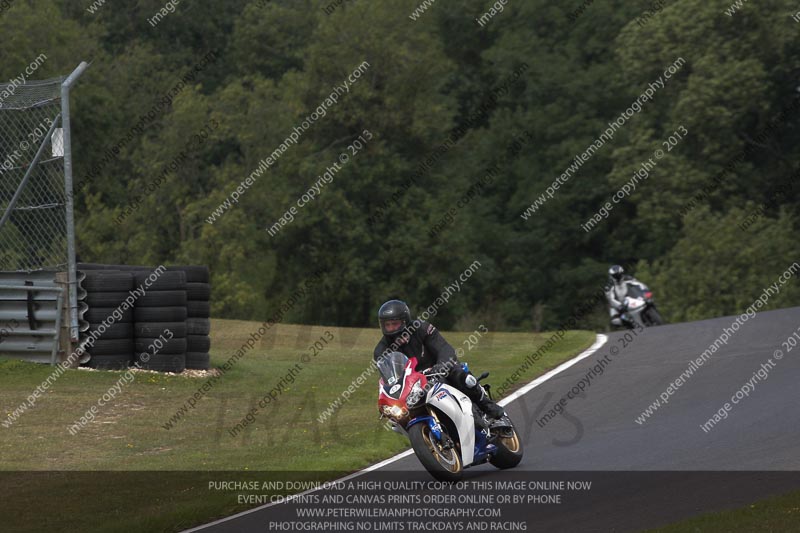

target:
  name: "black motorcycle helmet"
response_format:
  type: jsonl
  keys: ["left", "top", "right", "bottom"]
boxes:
{"left": 609, "top": 265, "right": 625, "bottom": 282}
{"left": 378, "top": 300, "right": 411, "bottom": 338}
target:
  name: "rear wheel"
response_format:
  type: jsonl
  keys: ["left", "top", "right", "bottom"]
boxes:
{"left": 408, "top": 422, "right": 463, "bottom": 482}
{"left": 489, "top": 420, "right": 524, "bottom": 469}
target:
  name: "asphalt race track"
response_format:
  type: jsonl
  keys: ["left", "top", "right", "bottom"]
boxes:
{"left": 190, "top": 307, "right": 800, "bottom": 532}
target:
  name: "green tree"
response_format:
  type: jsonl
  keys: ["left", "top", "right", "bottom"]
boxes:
{"left": 637, "top": 206, "right": 800, "bottom": 322}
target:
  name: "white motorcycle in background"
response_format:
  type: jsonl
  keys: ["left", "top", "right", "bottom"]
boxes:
{"left": 377, "top": 351, "right": 523, "bottom": 481}
{"left": 619, "top": 280, "right": 664, "bottom": 328}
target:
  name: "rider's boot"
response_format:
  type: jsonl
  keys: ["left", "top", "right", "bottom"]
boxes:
{"left": 467, "top": 385, "right": 505, "bottom": 419}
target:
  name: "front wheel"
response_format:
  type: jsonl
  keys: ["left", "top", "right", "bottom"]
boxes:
{"left": 645, "top": 307, "right": 664, "bottom": 326}
{"left": 408, "top": 422, "right": 463, "bottom": 482}
{"left": 489, "top": 420, "right": 524, "bottom": 469}
{"left": 620, "top": 314, "right": 636, "bottom": 330}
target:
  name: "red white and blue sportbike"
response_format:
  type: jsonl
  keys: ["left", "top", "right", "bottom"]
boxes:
{"left": 377, "top": 351, "right": 523, "bottom": 481}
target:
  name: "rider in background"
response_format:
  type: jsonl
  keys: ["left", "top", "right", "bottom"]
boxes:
{"left": 373, "top": 299, "right": 505, "bottom": 419}
{"left": 606, "top": 264, "right": 638, "bottom": 327}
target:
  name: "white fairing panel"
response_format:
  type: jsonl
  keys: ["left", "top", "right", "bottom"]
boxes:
{"left": 426, "top": 383, "right": 476, "bottom": 465}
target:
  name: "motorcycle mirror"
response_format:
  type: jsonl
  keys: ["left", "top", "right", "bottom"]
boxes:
{"left": 477, "top": 371, "right": 489, "bottom": 382}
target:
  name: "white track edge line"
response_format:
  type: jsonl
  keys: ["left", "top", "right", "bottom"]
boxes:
{"left": 498, "top": 333, "right": 608, "bottom": 406}
{"left": 184, "top": 333, "right": 608, "bottom": 532}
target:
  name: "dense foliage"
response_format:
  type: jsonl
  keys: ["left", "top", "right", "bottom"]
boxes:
{"left": 2, "top": 0, "right": 798, "bottom": 330}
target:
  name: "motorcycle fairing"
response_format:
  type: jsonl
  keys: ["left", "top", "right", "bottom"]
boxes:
{"left": 426, "top": 382, "right": 476, "bottom": 465}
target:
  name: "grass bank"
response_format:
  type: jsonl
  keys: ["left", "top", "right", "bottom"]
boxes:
{"left": 0, "top": 320, "right": 595, "bottom": 532}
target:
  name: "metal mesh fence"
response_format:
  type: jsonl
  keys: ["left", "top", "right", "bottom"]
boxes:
{"left": 0, "top": 76, "right": 67, "bottom": 272}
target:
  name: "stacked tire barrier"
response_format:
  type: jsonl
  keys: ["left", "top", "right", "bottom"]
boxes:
{"left": 133, "top": 271, "right": 187, "bottom": 373}
{"left": 81, "top": 271, "right": 135, "bottom": 370}
{"left": 177, "top": 266, "right": 211, "bottom": 370}
{"left": 78, "top": 263, "right": 211, "bottom": 372}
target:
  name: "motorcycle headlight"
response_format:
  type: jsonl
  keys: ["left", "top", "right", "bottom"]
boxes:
{"left": 382, "top": 405, "right": 408, "bottom": 419}
{"left": 406, "top": 382, "right": 425, "bottom": 408}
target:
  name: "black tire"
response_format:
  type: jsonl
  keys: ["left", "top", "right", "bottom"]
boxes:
{"left": 86, "top": 338, "right": 134, "bottom": 355}
{"left": 134, "top": 322, "right": 186, "bottom": 338}
{"left": 135, "top": 352, "right": 185, "bottom": 373}
{"left": 186, "top": 318, "right": 210, "bottom": 335}
{"left": 84, "top": 306, "right": 133, "bottom": 323}
{"left": 646, "top": 307, "right": 664, "bottom": 326}
{"left": 167, "top": 266, "right": 209, "bottom": 283}
{"left": 86, "top": 353, "right": 132, "bottom": 370}
{"left": 80, "top": 271, "right": 134, "bottom": 292}
{"left": 187, "top": 334, "right": 210, "bottom": 352}
{"left": 186, "top": 282, "right": 211, "bottom": 301}
{"left": 187, "top": 300, "right": 210, "bottom": 318}
{"left": 489, "top": 420, "right": 524, "bottom": 469}
{"left": 407, "top": 422, "right": 463, "bottom": 482}
{"left": 84, "top": 291, "right": 131, "bottom": 307}
{"left": 134, "top": 306, "right": 187, "bottom": 322}
{"left": 136, "top": 290, "right": 187, "bottom": 307}
{"left": 77, "top": 262, "right": 113, "bottom": 270}
{"left": 185, "top": 351, "right": 210, "bottom": 370}
{"left": 133, "top": 270, "right": 186, "bottom": 291}
{"left": 85, "top": 322, "right": 133, "bottom": 340}
{"left": 135, "top": 337, "right": 187, "bottom": 355}
{"left": 78, "top": 263, "right": 152, "bottom": 271}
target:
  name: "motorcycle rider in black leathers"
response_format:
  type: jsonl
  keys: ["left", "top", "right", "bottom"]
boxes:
{"left": 372, "top": 299, "right": 505, "bottom": 419}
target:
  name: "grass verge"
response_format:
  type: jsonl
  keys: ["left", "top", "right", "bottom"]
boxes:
{"left": 648, "top": 489, "right": 800, "bottom": 532}
{"left": 0, "top": 319, "right": 595, "bottom": 532}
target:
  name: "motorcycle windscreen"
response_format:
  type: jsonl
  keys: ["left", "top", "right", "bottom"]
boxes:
{"left": 626, "top": 284, "right": 645, "bottom": 298}
{"left": 377, "top": 351, "right": 408, "bottom": 387}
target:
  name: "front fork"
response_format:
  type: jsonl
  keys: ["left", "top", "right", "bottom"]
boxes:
{"left": 408, "top": 409, "right": 452, "bottom": 449}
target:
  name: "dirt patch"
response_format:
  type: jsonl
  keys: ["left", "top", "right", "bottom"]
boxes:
{"left": 77, "top": 366, "right": 221, "bottom": 378}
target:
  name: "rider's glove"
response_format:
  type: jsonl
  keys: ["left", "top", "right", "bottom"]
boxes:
{"left": 430, "top": 362, "right": 451, "bottom": 377}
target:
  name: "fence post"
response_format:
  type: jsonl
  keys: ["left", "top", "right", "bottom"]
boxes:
{"left": 61, "top": 61, "right": 89, "bottom": 342}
